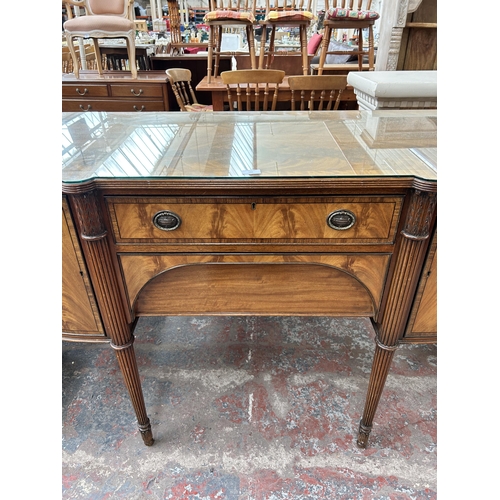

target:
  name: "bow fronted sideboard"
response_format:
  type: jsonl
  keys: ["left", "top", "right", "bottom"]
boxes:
{"left": 62, "top": 110, "right": 437, "bottom": 448}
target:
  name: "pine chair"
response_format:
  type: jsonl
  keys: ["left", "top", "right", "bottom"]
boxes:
{"left": 166, "top": 69, "right": 213, "bottom": 112}
{"left": 258, "top": 0, "right": 315, "bottom": 76}
{"left": 220, "top": 69, "right": 285, "bottom": 111}
{"left": 203, "top": 0, "right": 258, "bottom": 83}
{"left": 317, "top": 0, "right": 380, "bottom": 75}
{"left": 63, "top": 0, "right": 137, "bottom": 79}
{"left": 287, "top": 75, "right": 347, "bottom": 110}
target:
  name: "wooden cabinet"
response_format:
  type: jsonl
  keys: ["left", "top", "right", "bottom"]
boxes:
{"left": 62, "top": 110, "right": 437, "bottom": 448}
{"left": 62, "top": 197, "right": 105, "bottom": 341}
{"left": 62, "top": 71, "right": 169, "bottom": 112}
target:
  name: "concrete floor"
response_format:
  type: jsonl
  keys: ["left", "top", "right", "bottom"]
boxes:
{"left": 62, "top": 316, "right": 437, "bottom": 499}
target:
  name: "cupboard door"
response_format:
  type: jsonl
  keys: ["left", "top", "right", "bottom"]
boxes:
{"left": 62, "top": 197, "right": 105, "bottom": 340}
{"left": 403, "top": 230, "right": 437, "bottom": 343}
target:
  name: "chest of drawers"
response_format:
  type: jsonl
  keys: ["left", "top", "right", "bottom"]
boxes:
{"left": 62, "top": 110, "right": 437, "bottom": 449}
{"left": 62, "top": 71, "right": 169, "bottom": 112}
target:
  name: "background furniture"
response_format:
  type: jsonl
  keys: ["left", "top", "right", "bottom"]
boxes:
{"left": 204, "top": 0, "right": 258, "bottom": 82}
{"left": 166, "top": 68, "right": 213, "bottom": 111}
{"left": 167, "top": 0, "right": 209, "bottom": 55}
{"left": 287, "top": 74, "right": 347, "bottom": 110}
{"left": 98, "top": 43, "right": 154, "bottom": 71}
{"left": 196, "top": 74, "right": 357, "bottom": 110}
{"left": 347, "top": 70, "right": 437, "bottom": 111}
{"left": 62, "top": 71, "right": 170, "bottom": 111}
{"left": 375, "top": 0, "right": 436, "bottom": 71}
{"left": 220, "top": 69, "right": 285, "bottom": 111}
{"left": 62, "top": 110, "right": 437, "bottom": 448}
{"left": 317, "top": 0, "right": 379, "bottom": 75}
{"left": 63, "top": 0, "right": 137, "bottom": 78}
{"left": 258, "top": 0, "right": 314, "bottom": 75}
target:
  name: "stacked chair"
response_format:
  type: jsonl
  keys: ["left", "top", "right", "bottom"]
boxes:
{"left": 316, "top": 0, "right": 380, "bottom": 74}
{"left": 258, "top": 0, "right": 315, "bottom": 76}
{"left": 204, "top": 0, "right": 258, "bottom": 83}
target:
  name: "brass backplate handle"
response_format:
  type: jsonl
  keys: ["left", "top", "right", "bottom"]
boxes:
{"left": 327, "top": 210, "right": 356, "bottom": 231}
{"left": 153, "top": 211, "right": 182, "bottom": 231}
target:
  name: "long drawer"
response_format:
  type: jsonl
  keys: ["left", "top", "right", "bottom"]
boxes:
{"left": 62, "top": 100, "right": 167, "bottom": 112}
{"left": 107, "top": 196, "right": 403, "bottom": 244}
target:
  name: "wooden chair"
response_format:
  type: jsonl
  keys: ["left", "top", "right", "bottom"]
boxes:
{"left": 63, "top": 0, "right": 137, "bottom": 79}
{"left": 287, "top": 75, "right": 347, "bottom": 110}
{"left": 167, "top": 0, "right": 205, "bottom": 56}
{"left": 317, "top": 0, "right": 380, "bottom": 75}
{"left": 203, "top": 0, "right": 258, "bottom": 83}
{"left": 166, "top": 68, "right": 213, "bottom": 112}
{"left": 258, "top": 0, "right": 315, "bottom": 76}
{"left": 220, "top": 69, "right": 285, "bottom": 111}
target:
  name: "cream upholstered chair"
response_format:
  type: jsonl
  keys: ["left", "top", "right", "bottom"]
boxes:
{"left": 203, "top": 0, "right": 258, "bottom": 83}
{"left": 220, "top": 69, "right": 285, "bottom": 111}
{"left": 166, "top": 69, "right": 213, "bottom": 112}
{"left": 287, "top": 75, "right": 347, "bottom": 110}
{"left": 317, "top": 0, "right": 380, "bottom": 75}
{"left": 63, "top": 0, "right": 137, "bottom": 79}
{"left": 258, "top": 0, "right": 315, "bottom": 76}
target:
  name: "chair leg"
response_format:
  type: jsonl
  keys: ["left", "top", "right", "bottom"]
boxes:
{"left": 92, "top": 38, "right": 103, "bottom": 76}
{"left": 357, "top": 29, "right": 363, "bottom": 71}
{"left": 246, "top": 25, "right": 256, "bottom": 70}
{"left": 126, "top": 33, "right": 138, "bottom": 78}
{"left": 317, "top": 25, "right": 331, "bottom": 75}
{"left": 214, "top": 26, "right": 222, "bottom": 79}
{"left": 207, "top": 26, "right": 214, "bottom": 83}
{"left": 258, "top": 27, "right": 267, "bottom": 69}
{"left": 266, "top": 27, "right": 276, "bottom": 70}
{"left": 66, "top": 34, "right": 80, "bottom": 78}
{"left": 368, "top": 26, "right": 374, "bottom": 70}
{"left": 300, "top": 25, "right": 308, "bottom": 75}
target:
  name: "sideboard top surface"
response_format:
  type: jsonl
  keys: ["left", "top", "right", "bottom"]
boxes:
{"left": 62, "top": 110, "right": 437, "bottom": 185}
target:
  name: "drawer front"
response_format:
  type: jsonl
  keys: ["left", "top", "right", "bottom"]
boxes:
{"left": 108, "top": 197, "right": 403, "bottom": 243}
{"left": 62, "top": 100, "right": 166, "bottom": 112}
{"left": 62, "top": 84, "right": 109, "bottom": 98}
{"left": 110, "top": 84, "right": 164, "bottom": 98}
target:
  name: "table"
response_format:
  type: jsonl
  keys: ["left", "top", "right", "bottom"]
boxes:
{"left": 62, "top": 110, "right": 437, "bottom": 449}
{"left": 196, "top": 76, "right": 358, "bottom": 111}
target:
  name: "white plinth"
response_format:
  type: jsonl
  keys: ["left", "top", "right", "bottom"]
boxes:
{"left": 347, "top": 70, "right": 437, "bottom": 112}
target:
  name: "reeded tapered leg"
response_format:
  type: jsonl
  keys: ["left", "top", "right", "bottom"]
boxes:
{"left": 69, "top": 189, "right": 154, "bottom": 446}
{"left": 357, "top": 189, "right": 437, "bottom": 448}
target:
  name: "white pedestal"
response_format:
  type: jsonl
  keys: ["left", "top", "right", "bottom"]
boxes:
{"left": 347, "top": 70, "right": 437, "bottom": 112}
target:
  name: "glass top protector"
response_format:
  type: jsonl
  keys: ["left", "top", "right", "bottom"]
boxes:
{"left": 62, "top": 111, "right": 437, "bottom": 183}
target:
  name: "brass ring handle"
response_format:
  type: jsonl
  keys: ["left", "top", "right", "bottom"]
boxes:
{"left": 133, "top": 105, "right": 146, "bottom": 112}
{"left": 153, "top": 211, "right": 182, "bottom": 231}
{"left": 130, "top": 88, "right": 143, "bottom": 96}
{"left": 75, "top": 87, "right": 88, "bottom": 96}
{"left": 79, "top": 104, "right": 92, "bottom": 111}
{"left": 327, "top": 210, "right": 356, "bottom": 231}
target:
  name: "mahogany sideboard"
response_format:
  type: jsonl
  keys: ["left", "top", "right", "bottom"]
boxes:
{"left": 62, "top": 110, "right": 437, "bottom": 448}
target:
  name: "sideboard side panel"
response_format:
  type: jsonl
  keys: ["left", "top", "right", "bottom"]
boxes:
{"left": 62, "top": 196, "right": 105, "bottom": 340}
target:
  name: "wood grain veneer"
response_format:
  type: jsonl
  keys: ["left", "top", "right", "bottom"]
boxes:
{"left": 62, "top": 197, "right": 105, "bottom": 339}
{"left": 109, "top": 197, "right": 402, "bottom": 244}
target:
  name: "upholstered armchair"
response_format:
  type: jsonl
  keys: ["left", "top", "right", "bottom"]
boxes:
{"left": 63, "top": 0, "right": 137, "bottom": 78}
